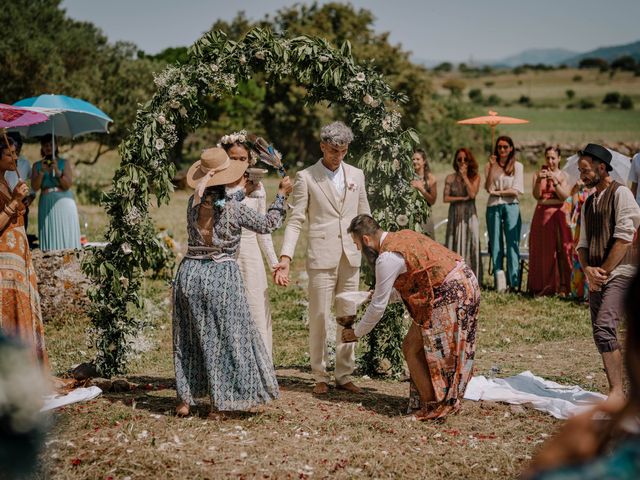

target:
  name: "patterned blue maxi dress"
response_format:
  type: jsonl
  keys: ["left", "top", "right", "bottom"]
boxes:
{"left": 172, "top": 188, "right": 285, "bottom": 411}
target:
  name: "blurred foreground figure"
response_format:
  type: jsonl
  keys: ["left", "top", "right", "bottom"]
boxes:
{"left": 525, "top": 266, "right": 640, "bottom": 479}
{"left": 0, "top": 333, "right": 49, "bottom": 479}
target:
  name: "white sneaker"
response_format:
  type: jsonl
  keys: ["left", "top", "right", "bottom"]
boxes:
{"left": 495, "top": 270, "right": 507, "bottom": 292}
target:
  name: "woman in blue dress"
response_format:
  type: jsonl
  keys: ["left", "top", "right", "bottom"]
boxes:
{"left": 31, "top": 135, "right": 81, "bottom": 251}
{"left": 173, "top": 147, "right": 292, "bottom": 417}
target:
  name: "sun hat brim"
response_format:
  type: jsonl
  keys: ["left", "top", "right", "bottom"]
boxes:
{"left": 186, "top": 159, "right": 248, "bottom": 189}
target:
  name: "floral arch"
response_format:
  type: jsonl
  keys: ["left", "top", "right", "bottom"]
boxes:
{"left": 82, "top": 27, "right": 428, "bottom": 377}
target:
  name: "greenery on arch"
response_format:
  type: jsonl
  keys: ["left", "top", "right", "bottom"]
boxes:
{"left": 82, "top": 27, "right": 429, "bottom": 377}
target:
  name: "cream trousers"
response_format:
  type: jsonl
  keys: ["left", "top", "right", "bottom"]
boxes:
{"left": 307, "top": 254, "right": 359, "bottom": 385}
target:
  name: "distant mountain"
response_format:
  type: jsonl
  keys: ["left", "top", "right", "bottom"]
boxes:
{"left": 494, "top": 48, "right": 579, "bottom": 67}
{"left": 563, "top": 40, "right": 640, "bottom": 66}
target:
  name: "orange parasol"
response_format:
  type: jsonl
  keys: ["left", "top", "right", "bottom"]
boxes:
{"left": 457, "top": 110, "right": 529, "bottom": 149}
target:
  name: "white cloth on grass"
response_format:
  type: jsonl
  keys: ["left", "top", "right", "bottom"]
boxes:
{"left": 41, "top": 386, "right": 102, "bottom": 412}
{"left": 463, "top": 370, "right": 606, "bottom": 419}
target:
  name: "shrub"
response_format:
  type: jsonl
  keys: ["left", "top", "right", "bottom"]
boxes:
{"left": 442, "top": 78, "right": 466, "bottom": 97}
{"left": 602, "top": 91, "right": 621, "bottom": 105}
{"left": 484, "top": 81, "right": 495, "bottom": 87}
{"left": 485, "top": 94, "right": 502, "bottom": 106}
{"left": 611, "top": 55, "right": 637, "bottom": 72}
{"left": 433, "top": 62, "right": 453, "bottom": 73}
{"left": 468, "top": 88, "right": 483, "bottom": 103}
{"left": 579, "top": 99, "right": 596, "bottom": 109}
{"left": 518, "top": 95, "right": 531, "bottom": 106}
{"left": 572, "top": 74, "right": 583, "bottom": 82}
{"left": 578, "top": 57, "right": 609, "bottom": 70}
{"left": 620, "top": 95, "right": 634, "bottom": 110}
{"left": 565, "top": 89, "right": 575, "bottom": 99}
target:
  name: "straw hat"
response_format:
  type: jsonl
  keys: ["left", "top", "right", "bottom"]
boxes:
{"left": 186, "top": 147, "right": 248, "bottom": 191}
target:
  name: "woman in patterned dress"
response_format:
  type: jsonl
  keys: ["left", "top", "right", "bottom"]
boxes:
{"left": 173, "top": 147, "right": 291, "bottom": 417}
{"left": 443, "top": 147, "right": 481, "bottom": 279}
{"left": 0, "top": 137, "right": 48, "bottom": 367}
{"left": 219, "top": 132, "right": 279, "bottom": 361}
{"left": 342, "top": 214, "right": 480, "bottom": 420}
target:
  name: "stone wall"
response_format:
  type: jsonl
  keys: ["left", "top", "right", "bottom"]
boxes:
{"left": 517, "top": 141, "right": 640, "bottom": 165}
{"left": 31, "top": 249, "right": 91, "bottom": 322}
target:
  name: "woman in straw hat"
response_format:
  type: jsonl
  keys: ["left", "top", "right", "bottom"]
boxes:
{"left": 173, "top": 147, "right": 292, "bottom": 417}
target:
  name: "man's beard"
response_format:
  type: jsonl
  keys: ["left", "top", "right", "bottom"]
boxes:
{"left": 362, "top": 245, "right": 379, "bottom": 268}
{"left": 583, "top": 172, "right": 601, "bottom": 188}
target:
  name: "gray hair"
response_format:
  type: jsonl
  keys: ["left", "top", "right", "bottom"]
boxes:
{"left": 320, "top": 121, "right": 354, "bottom": 146}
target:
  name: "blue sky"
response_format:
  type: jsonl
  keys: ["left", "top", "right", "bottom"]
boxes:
{"left": 62, "top": 0, "right": 640, "bottom": 63}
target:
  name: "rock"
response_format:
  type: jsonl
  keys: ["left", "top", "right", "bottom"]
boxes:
{"left": 111, "top": 378, "right": 137, "bottom": 392}
{"left": 31, "top": 249, "right": 92, "bottom": 322}
{"left": 89, "top": 377, "right": 113, "bottom": 391}
{"left": 510, "top": 405, "right": 526, "bottom": 414}
{"left": 70, "top": 362, "right": 98, "bottom": 380}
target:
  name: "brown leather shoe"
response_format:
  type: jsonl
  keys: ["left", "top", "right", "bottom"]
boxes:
{"left": 336, "top": 382, "right": 363, "bottom": 394}
{"left": 312, "top": 382, "right": 329, "bottom": 395}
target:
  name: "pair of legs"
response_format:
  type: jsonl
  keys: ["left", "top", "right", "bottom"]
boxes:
{"left": 402, "top": 322, "right": 435, "bottom": 406}
{"left": 307, "top": 254, "right": 359, "bottom": 391}
{"left": 589, "top": 275, "right": 631, "bottom": 402}
{"left": 487, "top": 203, "right": 522, "bottom": 289}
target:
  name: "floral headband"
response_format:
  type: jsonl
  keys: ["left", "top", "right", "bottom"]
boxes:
{"left": 217, "top": 130, "right": 258, "bottom": 166}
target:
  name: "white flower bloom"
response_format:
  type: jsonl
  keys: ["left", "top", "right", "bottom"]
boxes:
{"left": 121, "top": 243, "right": 133, "bottom": 255}
{"left": 392, "top": 159, "right": 400, "bottom": 171}
{"left": 370, "top": 99, "right": 380, "bottom": 108}
{"left": 382, "top": 112, "right": 402, "bottom": 132}
{"left": 396, "top": 214, "right": 409, "bottom": 226}
{"left": 363, "top": 94, "right": 374, "bottom": 105}
{"left": 255, "top": 51, "right": 265, "bottom": 60}
{"left": 356, "top": 72, "right": 366, "bottom": 82}
{"left": 239, "top": 54, "right": 247, "bottom": 64}
{"left": 119, "top": 276, "right": 129, "bottom": 290}
{"left": 210, "top": 64, "right": 219, "bottom": 72}
{"left": 155, "top": 138, "right": 165, "bottom": 151}
{"left": 157, "top": 115, "right": 166, "bottom": 125}
{"left": 169, "top": 99, "right": 180, "bottom": 109}
{"left": 179, "top": 107, "right": 187, "bottom": 118}
{"left": 319, "top": 55, "right": 329, "bottom": 63}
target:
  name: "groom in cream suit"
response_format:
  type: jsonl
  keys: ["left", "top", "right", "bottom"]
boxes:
{"left": 275, "top": 122, "right": 370, "bottom": 394}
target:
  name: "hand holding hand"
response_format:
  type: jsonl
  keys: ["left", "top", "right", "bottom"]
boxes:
{"left": 272, "top": 257, "right": 291, "bottom": 287}
{"left": 278, "top": 176, "right": 293, "bottom": 197}
{"left": 341, "top": 328, "right": 358, "bottom": 343}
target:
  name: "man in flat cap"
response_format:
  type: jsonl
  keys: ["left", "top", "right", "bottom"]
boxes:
{"left": 577, "top": 143, "right": 640, "bottom": 403}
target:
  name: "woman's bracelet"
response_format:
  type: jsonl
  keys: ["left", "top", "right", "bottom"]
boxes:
{"left": 3, "top": 204, "right": 16, "bottom": 217}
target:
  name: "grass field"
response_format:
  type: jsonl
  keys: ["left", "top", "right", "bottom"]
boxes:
{"left": 24, "top": 142, "right": 615, "bottom": 479}
{"left": 435, "top": 67, "right": 640, "bottom": 144}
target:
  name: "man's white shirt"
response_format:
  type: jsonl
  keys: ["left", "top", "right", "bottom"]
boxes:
{"left": 322, "top": 162, "right": 345, "bottom": 195}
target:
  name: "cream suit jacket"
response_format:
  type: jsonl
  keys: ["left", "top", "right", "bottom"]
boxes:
{"left": 280, "top": 160, "right": 371, "bottom": 269}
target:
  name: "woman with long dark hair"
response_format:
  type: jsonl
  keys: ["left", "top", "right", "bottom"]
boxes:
{"left": 444, "top": 147, "right": 481, "bottom": 279}
{"left": 411, "top": 149, "right": 437, "bottom": 239}
{"left": 484, "top": 136, "right": 524, "bottom": 290}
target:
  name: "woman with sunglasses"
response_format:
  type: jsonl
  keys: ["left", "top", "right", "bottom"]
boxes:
{"left": 484, "top": 136, "right": 524, "bottom": 291}
{"left": 443, "top": 148, "right": 481, "bottom": 279}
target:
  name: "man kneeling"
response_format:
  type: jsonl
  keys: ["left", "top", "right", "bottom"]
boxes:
{"left": 342, "top": 214, "right": 480, "bottom": 419}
